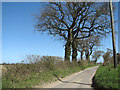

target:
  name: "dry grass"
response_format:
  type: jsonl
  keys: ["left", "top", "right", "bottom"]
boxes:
{"left": 2, "top": 55, "right": 97, "bottom": 88}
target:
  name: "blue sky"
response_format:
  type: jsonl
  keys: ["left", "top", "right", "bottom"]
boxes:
{"left": 1, "top": 2, "right": 119, "bottom": 63}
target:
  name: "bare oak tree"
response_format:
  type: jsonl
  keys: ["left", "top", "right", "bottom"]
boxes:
{"left": 102, "top": 48, "right": 113, "bottom": 65}
{"left": 35, "top": 2, "right": 111, "bottom": 62}
{"left": 92, "top": 50, "right": 104, "bottom": 63}
{"left": 78, "top": 35, "right": 102, "bottom": 61}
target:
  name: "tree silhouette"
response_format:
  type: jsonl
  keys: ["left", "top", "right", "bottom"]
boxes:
{"left": 92, "top": 50, "right": 104, "bottom": 63}
{"left": 78, "top": 35, "right": 102, "bottom": 61}
{"left": 35, "top": 2, "right": 111, "bottom": 62}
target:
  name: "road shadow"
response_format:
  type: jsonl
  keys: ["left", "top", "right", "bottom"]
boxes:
{"left": 53, "top": 74, "right": 91, "bottom": 86}
{"left": 91, "top": 75, "right": 105, "bottom": 90}
{"left": 91, "top": 76, "right": 95, "bottom": 87}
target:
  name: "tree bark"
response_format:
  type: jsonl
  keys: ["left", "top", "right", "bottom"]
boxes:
{"left": 65, "top": 29, "right": 72, "bottom": 62}
{"left": 94, "top": 58, "right": 97, "bottom": 63}
{"left": 65, "top": 41, "right": 71, "bottom": 62}
{"left": 81, "top": 51, "right": 83, "bottom": 60}
{"left": 85, "top": 50, "right": 90, "bottom": 61}
{"left": 72, "top": 39, "right": 78, "bottom": 63}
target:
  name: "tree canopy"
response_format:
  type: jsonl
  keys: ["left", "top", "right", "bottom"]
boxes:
{"left": 35, "top": 2, "right": 112, "bottom": 62}
{"left": 36, "top": 2, "right": 111, "bottom": 39}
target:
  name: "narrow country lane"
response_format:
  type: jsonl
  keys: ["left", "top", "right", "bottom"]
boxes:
{"left": 43, "top": 66, "right": 99, "bottom": 88}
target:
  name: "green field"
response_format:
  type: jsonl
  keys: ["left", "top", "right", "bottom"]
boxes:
{"left": 93, "top": 64, "right": 120, "bottom": 89}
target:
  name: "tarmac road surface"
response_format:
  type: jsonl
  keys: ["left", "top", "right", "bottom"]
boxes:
{"left": 43, "top": 66, "right": 99, "bottom": 88}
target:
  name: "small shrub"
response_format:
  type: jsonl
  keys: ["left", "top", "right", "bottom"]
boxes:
{"left": 77, "top": 60, "right": 90, "bottom": 66}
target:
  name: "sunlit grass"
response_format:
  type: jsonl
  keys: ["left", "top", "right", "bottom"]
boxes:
{"left": 94, "top": 64, "right": 120, "bottom": 88}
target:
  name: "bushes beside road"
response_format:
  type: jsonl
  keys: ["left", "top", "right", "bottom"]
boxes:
{"left": 2, "top": 55, "right": 97, "bottom": 88}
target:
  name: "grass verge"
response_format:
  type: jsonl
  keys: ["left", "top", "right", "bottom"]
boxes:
{"left": 2, "top": 64, "right": 96, "bottom": 88}
{"left": 93, "top": 64, "right": 120, "bottom": 89}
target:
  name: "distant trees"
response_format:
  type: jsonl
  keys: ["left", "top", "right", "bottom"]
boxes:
{"left": 101, "top": 49, "right": 120, "bottom": 66}
{"left": 102, "top": 48, "right": 113, "bottom": 65}
{"left": 78, "top": 35, "right": 102, "bottom": 61}
{"left": 35, "top": 2, "right": 111, "bottom": 63}
{"left": 92, "top": 50, "right": 104, "bottom": 63}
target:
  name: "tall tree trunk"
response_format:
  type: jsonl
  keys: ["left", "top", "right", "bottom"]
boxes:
{"left": 85, "top": 50, "right": 90, "bottom": 61}
{"left": 72, "top": 39, "right": 78, "bottom": 63}
{"left": 94, "top": 58, "right": 97, "bottom": 63}
{"left": 81, "top": 51, "right": 83, "bottom": 60}
{"left": 65, "top": 41, "right": 71, "bottom": 62}
{"left": 65, "top": 29, "right": 72, "bottom": 62}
